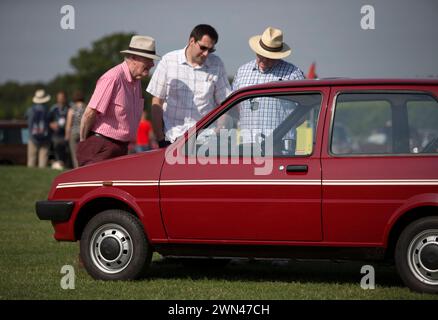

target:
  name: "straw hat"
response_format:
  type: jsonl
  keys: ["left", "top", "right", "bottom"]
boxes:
{"left": 249, "top": 27, "right": 292, "bottom": 59}
{"left": 121, "top": 35, "right": 161, "bottom": 60}
{"left": 32, "top": 89, "right": 51, "bottom": 104}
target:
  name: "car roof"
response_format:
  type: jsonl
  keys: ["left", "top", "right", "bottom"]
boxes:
{"left": 225, "top": 78, "right": 438, "bottom": 103}
{"left": 235, "top": 78, "right": 438, "bottom": 92}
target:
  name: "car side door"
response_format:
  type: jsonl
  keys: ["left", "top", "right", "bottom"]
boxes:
{"left": 321, "top": 85, "right": 438, "bottom": 245}
{"left": 159, "top": 87, "right": 329, "bottom": 242}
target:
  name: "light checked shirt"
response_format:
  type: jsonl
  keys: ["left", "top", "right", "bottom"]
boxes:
{"left": 232, "top": 59, "right": 305, "bottom": 143}
{"left": 88, "top": 61, "right": 144, "bottom": 142}
{"left": 146, "top": 48, "right": 231, "bottom": 142}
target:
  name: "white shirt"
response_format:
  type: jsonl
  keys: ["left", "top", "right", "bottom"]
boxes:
{"left": 146, "top": 48, "right": 231, "bottom": 142}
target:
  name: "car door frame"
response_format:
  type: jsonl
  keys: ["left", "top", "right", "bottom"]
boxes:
{"left": 158, "top": 84, "right": 331, "bottom": 244}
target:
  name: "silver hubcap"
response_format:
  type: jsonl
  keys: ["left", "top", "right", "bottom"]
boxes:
{"left": 90, "top": 223, "right": 133, "bottom": 274}
{"left": 407, "top": 229, "right": 438, "bottom": 285}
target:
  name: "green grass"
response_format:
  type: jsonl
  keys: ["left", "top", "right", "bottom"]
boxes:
{"left": 0, "top": 166, "right": 437, "bottom": 300}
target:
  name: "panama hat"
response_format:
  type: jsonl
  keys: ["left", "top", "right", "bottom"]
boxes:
{"left": 121, "top": 35, "right": 161, "bottom": 60}
{"left": 32, "top": 89, "right": 51, "bottom": 104}
{"left": 249, "top": 27, "right": 292, "bottom": 59}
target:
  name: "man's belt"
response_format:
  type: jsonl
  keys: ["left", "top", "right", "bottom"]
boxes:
{"left": 91, "top": 132, "right": 128, "bottom": 145}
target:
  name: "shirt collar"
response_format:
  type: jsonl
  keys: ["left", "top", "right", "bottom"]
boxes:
{"left": 178, "top": 47, "right": 188, "bottom": 65}
{"left": 252, "top": 59, "right": 282, "bottom": 74}
{"left": 122, "top": 61, "right": 134, "bottom": 83}
{"left": 178, "top": 47, "right": 210, "bottom": 70}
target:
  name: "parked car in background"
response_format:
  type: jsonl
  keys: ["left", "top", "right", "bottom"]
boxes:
{"left": 0, "top": 120, "right": 28, "bottom": 165}
{"left": 36, "top": 79, "right": 438, "bottom": 293}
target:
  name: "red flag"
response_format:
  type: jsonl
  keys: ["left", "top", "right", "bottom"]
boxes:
{"left": 307, "top": 62, "right": 317, "bottom": 79}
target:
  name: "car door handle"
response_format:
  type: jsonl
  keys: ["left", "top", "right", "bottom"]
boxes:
{"left": 286, "top": 165, "right": 308, "bottom": 173}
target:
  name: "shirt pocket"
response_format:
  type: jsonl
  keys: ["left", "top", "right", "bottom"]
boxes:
{"left": 203, "top": 74, "right": 218, "bottom": 94}
{"left": 114, "top": 104, "right": 128, "bottom": 122}
{"left": 114, "top": 93, "right": 128, "bottom": 108}
{"left": 196, "top": 74, "right": 218, "bottom": 109}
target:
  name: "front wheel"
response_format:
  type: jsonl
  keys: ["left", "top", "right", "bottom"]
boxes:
{"left": 80, "top": 210, "right": 151, "bottom": 280}
{"left": 395, "top": 217, "right": 438, "bottom": 293}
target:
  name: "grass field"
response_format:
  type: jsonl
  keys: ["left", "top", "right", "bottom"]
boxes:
{"left": 0, "top": 166, "right": 437, "bottom": 300}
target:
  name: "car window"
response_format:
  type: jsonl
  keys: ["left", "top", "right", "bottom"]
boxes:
{"left": 407, "top": 99, "right": 438, "bottom": 153}
{"left": 0, "top": 127, "right": 24, "bottom": 144}
{"left": 331, "top": 92, "right": 438, "bottom": 155}
{"left": 185, "top": 93, "right": 322, "bottom": 158}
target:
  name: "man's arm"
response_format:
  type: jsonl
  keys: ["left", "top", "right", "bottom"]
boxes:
{"left": 65, "top": 108, "right": 73, "bottom": 141}
{"left": 151, "top": 96, "right": 166, "bottom": 144}
{"left": 80, "top": 106, "right": 97, "bottom": 141}
{"left": 146, "top": 54, "right": 168, "bottom": 146}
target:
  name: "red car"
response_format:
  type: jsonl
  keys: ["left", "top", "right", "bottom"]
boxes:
{"left": 36, "top": 79, "right": 438, "bottom": 293}
{"left": 0, "top": 120, "right": 28, "bottom": 165}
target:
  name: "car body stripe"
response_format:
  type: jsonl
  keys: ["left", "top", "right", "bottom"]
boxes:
{"left": 323, "top": 180, "right": 438, "bottom": 186}
{"left": 56, "top": 181, "right": 159, "bottom": 188}
{"left": 55, "top": 179, "right": 438, "bottom": 189}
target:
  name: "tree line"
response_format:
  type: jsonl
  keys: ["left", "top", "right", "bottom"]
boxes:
{"left": 0, "top": 32, "right": 153, "bottom": 120}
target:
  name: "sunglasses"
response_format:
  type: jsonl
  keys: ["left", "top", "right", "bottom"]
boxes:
{"left": 196, "top": 41, "right": 216, "bottom": 53}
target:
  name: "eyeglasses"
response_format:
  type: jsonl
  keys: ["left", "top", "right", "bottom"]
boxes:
{"left": 196, "top": 41, "right": 216, "bottom": 53}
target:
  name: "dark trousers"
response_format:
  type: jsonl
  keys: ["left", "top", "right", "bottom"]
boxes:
{"left": 76, "top": 133, "right": 129, "bottom": 167}
{"left": 53, "top": 138, "right": 68, "bottom": 164}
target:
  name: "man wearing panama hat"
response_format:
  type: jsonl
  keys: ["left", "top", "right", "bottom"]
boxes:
{"left": 232, "top": 27, "right": 305, "bottom": 143}
{"left": 233, "top": 26, "right": 304, "bottom": 90}
{"left": 25, "top": 89, "right": 52, "bottom": 168}
{"left": 77, "top": 35, "right": 160, "bottom": 166}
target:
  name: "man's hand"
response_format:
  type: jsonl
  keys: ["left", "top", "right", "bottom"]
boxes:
{"left": 80, "top": 106, "right": 97, "bottom": 141}
{"left": 49, "top": 122, "right": 59, "bottom": 131}
{"left": 151, "top": 97, "right": 165, "bottom": 142}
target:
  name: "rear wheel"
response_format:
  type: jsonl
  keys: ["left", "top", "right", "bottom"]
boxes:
{"left": 395, "top": 217, "right": 438, "bottom": 293}
{"left": 80, "top": 209, "right": 151, "bottom": 280}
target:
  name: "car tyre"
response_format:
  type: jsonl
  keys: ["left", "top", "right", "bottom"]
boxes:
{"left": 80, "top": 209, "right": 151, "bottom": 280}
{"left": 395, "top": 217, "right": 438, "bottom": 293}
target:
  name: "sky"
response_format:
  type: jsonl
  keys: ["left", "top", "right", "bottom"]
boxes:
{"left": 1, "top": 0, "right": 438, "bottom": 84}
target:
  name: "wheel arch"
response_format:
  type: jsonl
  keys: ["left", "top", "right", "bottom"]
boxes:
{"left": 74, "top": 197, "right": 143, "bottom": 241}
{"left": 385, "top": 205, "right": 438, "bottom": 260}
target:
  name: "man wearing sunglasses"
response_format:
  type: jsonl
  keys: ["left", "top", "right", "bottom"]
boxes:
{"left": 147, "top": 24, "right": 231, "bottom": 148}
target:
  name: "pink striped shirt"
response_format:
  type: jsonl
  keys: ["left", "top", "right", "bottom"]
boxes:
{"left": 88, "top": 61, "right": 144, "bottom": 142}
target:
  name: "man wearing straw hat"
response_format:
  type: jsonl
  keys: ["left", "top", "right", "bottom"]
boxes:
{"left": 232, "top": 27, "right": 305, "bottom": 143}
{"left": 77, "top": 35, "right": 160, "bottom": 166}
{"left": 25, "top": 89, "right": 52, "bottom": 168}
{"left": 233, "top": 26, "right": 304, "bottom": 90}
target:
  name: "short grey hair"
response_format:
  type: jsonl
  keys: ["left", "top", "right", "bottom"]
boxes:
{"left": 124, "top": 53, "right": 135, "bottom": 61}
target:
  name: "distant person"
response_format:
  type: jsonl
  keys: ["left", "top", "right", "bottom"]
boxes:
{"left": 134, "top": 110, "right": 156, "bottom": 152}
{"left": 25, "top": 89, "right": 51, "bottom": 168}
{"left": 232, "top": 26, "right": 305, "bottom": 142}
{"left": 147, "top": 24, "right": 231, "bottom": 148}
{"left": 77, "top": 35, "right": 160, "bottom": 166}
{"left": 65, "top": 90, "right": 86, "bottom": 168}
{"left": 49, "top": 91, "right": 69, "bottom": 169}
